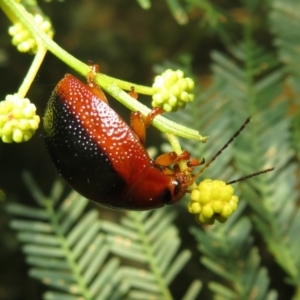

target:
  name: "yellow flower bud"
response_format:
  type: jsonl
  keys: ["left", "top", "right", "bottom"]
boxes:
{"left": 152, "top": 69, "right": 195, "bottom": 112}
{"left": 188, "top": 201, "right": 201, "bottom": 214}
{"left": 212, "top": 200, "right": 223, "bottom": 213}
{"left": 0, "top": 94, "right": 40, "bottom": 143}
{"left": 202, "top": 204, "right": 214, "bottom": 218}
{"left": 8, "top": 13, "right": 54, "bottom": 53}
{"left": 162, "top": 103, "right": 173, "bottom": 112}
{"left": 13, "top": 128, "right": 23, "bottom": 143}
{"left": 191, "top": 189, "right": 201, "bottom": 202}
{"left": 188, "top": 179, "right": 239, "bottom": 225}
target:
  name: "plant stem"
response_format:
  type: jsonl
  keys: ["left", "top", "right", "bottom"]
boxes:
{"left": 0, "top": 0, "right": 207, "bottom": 141}
{"left": 107, "top": 83, "right": 207, "bottom": 139}
{"left": 166, "top": 133, "right": 186, "bottom": 169}
{"left": 0, "top": 0, "right": 153, "bottom": 94}
{"left": 18, "top": 46, "right": 47, "bottom": 98}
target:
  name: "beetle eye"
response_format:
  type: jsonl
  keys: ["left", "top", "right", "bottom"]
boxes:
{"left": 162, "top": 188, "right": 172, "bottom": 204}
{"left": 173, "top": 180, "right": 182, "bottom": 196}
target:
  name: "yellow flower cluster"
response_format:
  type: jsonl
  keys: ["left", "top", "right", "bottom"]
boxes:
{"left": 0, "top": 94, "right": 40, "bottom": 143}
{"left": 188, "top": 179, "right": 239, "bottom": 224}
{"left": 8, "top": 14, "right": 54, "bottom": 53}
{"left": 152, "top": 69, "right": 194, "bottom": 112}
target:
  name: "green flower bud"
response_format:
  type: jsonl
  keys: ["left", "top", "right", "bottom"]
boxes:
{"left": 2, "top": 134, "right": 13, "bottom": 143}
{"left": 170, "top": 85, "right": 181, "bottom": 97}
{"left": 8, "top": 13, "right": 54, "bottom": 53}
{"left": 188, "top": 179, "right": 239, "bottom": 224}
{"left": 13, "top": 128, "right": 23, "bottom": 143}
{"left": 0, "top": 94, "right": 40, "bottom": 143}
{"left": 18, "top": 119, "right": 31, "bottom": 130}
{"left": 152, "top": 69, "right": 195, "bottom": 112}
{"left": 178, "top": 78, "right": 188, "bottom": 91}
{"left": 152, "top": 94, "right": 164, "bottom": 105}
{"left": 162, "top": 103, "right": 173, "bottom": 113}
{"left": 168, "top": 95, "right": 178, "bottom": 108}
{"left": 180, "top": 91, "right": 190, "bottom": 102}
{"left": 186, "top": 78, "right": 195, "bottom": 91}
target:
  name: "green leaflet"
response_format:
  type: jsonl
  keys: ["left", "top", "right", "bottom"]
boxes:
{"left": 164, "top": 24, "right": 298, "bottom": 298}
{"left": 6, "top": 173, "right": 201, "bottom": 300}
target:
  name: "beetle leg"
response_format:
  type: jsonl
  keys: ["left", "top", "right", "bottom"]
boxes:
{"left": 129, "top": 86, "right": 138, "bottom": 99}
{"left": 130, "top": 107, "right": 163, "bottom": 144}
{"left": 155, "top": 152, "right": 205, "bottom": 176}
{"left": 130, "top": 112, "right": 147, "bottom": 144}
{"left": 154, "top": 150, "right": 191, "bottom": 166}
{"left": 86, "top": 64, "right": 109, "bottom": 103}
{"left": 187, "top": 157, "right": 205, "bottom": 168}
{"left": 144, "top": 107, "right": 164, "bottom": 126}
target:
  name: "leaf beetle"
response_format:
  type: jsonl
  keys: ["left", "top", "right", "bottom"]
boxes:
{"left": 43, "top": 66, "right": 197, "bottom": 210}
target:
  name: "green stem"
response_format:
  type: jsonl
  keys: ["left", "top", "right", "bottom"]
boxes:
{"left": 166, "top": 133, "right": 190, "bottom": 172}
{"left": 107, "top": 83, "right": 207, "bottom": 139}
{"left": 166, "top": 133, "right": 183, "bottom": 154}
{"left": 0, "top": 0, "right": 153, "bottom": 94}
{"left": 0, "top": 0, "right": 206, "bottom": 141}
{"left": 18, "top": 46, "right": 47, "bottom": 98}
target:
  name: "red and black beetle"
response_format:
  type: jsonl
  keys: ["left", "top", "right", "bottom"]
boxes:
{"left": 43, "top": 68, "right": 194, "bottom": 210}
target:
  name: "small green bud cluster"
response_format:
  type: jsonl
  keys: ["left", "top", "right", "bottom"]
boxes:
{"left": 188, "top": 179, "right": 239, "bottom": 224}
{"left": 8, "top": 14, "right": 54, "bottom": 53}
{"left": 0, "top": 94, "right": 40, "bottom": 143}
{"left": 152, "top": 69, "right": 194, "bottom": 112}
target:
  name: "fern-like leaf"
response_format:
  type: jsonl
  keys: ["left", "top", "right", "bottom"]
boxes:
{"left": 270, "top": 0, "right": 300, "bottom": 160}
{"left": 6, "top": 173, "right": 126, "bottom": 300}
{"left": 101, "top": 209, "right": 202, "bottom": 300}
{"left": 165, "top": 24, "right": 296, "bottom": 298}
{"left": 191, "top": 203, "right": 277, "bottom": 300}
{"left": 7, "top": 173, "right": 202, "bottom": 300}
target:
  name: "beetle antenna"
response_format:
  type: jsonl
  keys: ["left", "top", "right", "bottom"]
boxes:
{"left": 226, "top": 167, "right": 275, "bottom": 185}
{"left": 195, "top": 117, "right": 251, "bottom": 179}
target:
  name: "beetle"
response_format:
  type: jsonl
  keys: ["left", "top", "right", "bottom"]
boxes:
{"left": 43, "top": 66, "right": 196, "bottom": 210}
{"left": 43, "top": 67, "right": 274, "bottom": 211}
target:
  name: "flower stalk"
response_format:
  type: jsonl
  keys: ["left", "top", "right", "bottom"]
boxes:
{"left": 0, "top": 0, "right": 206, "bottom": 142}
